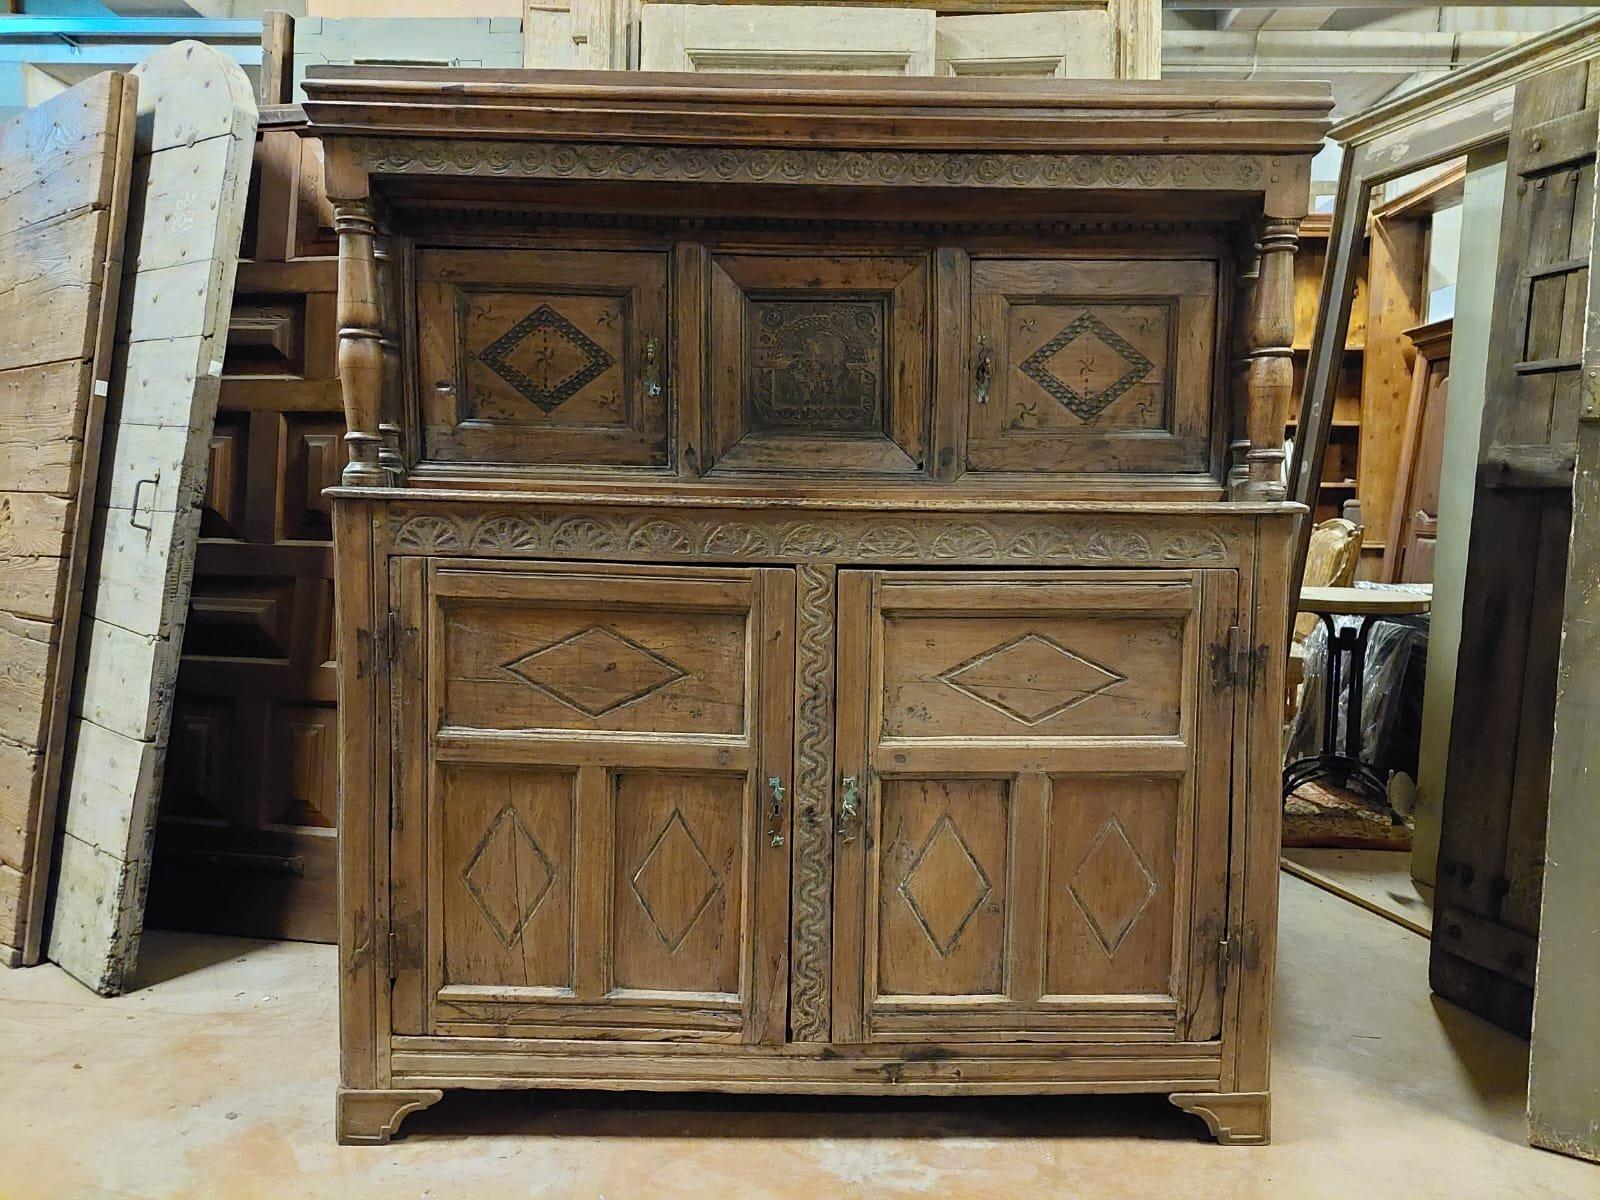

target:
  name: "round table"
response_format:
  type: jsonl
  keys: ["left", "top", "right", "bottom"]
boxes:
{"left": 1283, "top": 584, "right": 1432, "bottom": 810}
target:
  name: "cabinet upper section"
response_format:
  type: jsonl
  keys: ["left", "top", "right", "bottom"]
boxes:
{"left": 300, "top": 70, "right": 1330, "bottom": 501}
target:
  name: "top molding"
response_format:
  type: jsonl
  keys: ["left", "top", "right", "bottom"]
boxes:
{"left": 300, "top": 67, "right": 1332, "bottom": 155}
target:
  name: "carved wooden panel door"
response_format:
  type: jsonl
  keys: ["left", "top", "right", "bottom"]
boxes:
{"left": 831, "top": 569, "right": 1236, "bottom": 1044}
{"left": 391, "top": 560, "right": 794, "bottom": 1044}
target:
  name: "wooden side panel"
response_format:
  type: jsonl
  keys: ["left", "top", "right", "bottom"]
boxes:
{"left": 0, "top": 73, "right": 135, "bottom": 964}
{"left": 1431, "top": 60, "right": 1598, "bottom": 1036}
{"left": 47, "top": 45, "right": 257, "bottom": 994}
{"left": 935, "top": 11, "right": 1113, "bottom": 80}
{"left": 639, "top": 4, "right": 937, "bottom": 75}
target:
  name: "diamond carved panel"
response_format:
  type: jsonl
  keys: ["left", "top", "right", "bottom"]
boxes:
{"left": 939, "top": 632, "right": 1126, "bottom": 726}
{"left": 899, "top": 814, "right": 993, "bottom": 957}
{"left": 630, "top": 809, "right": 723, "bottom": 953}
{"left": 462, "top": 805, "right": 556, "bottom": 948}
{"left": 1068, "top": 815, "right": 1157, "bottom": 956}
{"left": 476, "top": 302, "right": 616, "bottom": 414}
{"left": 1020, "top": 311, "right": 1154, "bottom": 422}
{"left": 502, "top": 626, "right": 687, "bottom": 718}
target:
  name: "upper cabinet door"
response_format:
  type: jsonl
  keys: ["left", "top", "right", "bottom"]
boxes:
{"left": 832, "top": 569, "right": 1236, "bottom": 1046}
{"left": 416, "top": 248, "right": 670, "bottom": 469}
{"left": 700, "top": 251, "right": 930, "bottom": 475}
{"left": 640, "top": 3, "right": 936, "bottom": 75}
{"left": 967, "top": 258, "right": 1219, "bottom": 478}
{"left": 391, "top": 560, "right": 794, "bottom": 1045}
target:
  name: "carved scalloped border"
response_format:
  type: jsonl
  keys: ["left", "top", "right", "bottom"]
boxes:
{"left": 388, "top": 508, "right": 1234, "bottom": 567}
{"left": 352, "top": 138, "right": 1270, "bottom": 193}
{"left": 789, "top": 564, "right": 836, "bottom": 1041}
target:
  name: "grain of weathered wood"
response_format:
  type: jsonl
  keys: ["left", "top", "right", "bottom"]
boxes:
{"left": 1430, "top": 58, "right": 1598, "bottom": 1037}
{"left": 46, "top": 43, "right": 256, "bottom": 993}
{"left": 1528, "top": 94, "right": 1600, "bottom": 1164}
{"left": 0, "top": 71, "right": 136, "bottom": 963}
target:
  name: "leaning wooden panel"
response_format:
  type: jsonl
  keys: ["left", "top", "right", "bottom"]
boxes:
{"left": 47, "top": 43, "right": 257, "bottom": 995}
{"left": 0, "top": 72, "right": 137, "bottom": 966}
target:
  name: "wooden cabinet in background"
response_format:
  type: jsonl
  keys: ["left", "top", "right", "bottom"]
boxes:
{"left": 1383, "top": 318, "right": 1451, "bottom": 584}
{"left": 301, "top": 68, "right": 1328, "bottom": 1147}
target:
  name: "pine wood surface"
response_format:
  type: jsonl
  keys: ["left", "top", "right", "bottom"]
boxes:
{"left": 45, "top": 43, "right": 257, "bottom": 994}
{"left": 0, "top": 72, "right": 137, "bottom": 964}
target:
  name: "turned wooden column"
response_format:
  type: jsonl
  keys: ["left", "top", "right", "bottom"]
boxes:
{"left": 373, "top": 233, "right": 406, "bottom": 484}
{"left": 1239, "top": 216, "right": 1298, "bottom": 501}
{"left": 333, "top": 195, "right": 387, "bottom": 486}
{"left": 1229, "top": 232, "right": 1262, "bottom": 495}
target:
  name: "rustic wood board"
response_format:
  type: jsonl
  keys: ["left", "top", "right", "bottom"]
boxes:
{"left": 0, "top": 71, "right": 137, "bottom": 966}
{"left": 46, "top": 42, "right": 257, "bottom": 995}
{"left": 1429, "top": 58, "right": 1597, "bottom": 1037}
{"left": 1527, "top": 100, "right": 1600, "bottom": 1165}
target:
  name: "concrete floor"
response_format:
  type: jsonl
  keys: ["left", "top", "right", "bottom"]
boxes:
{"left": 3, "top": 874, "right": 1595, "bottom": 1199}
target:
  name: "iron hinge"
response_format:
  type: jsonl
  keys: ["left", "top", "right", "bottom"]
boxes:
{"left": 387, "top": 929, "right": 399, "bottom": 986}
{"left": 1210, "top": 624, "right": 1253, "bottom": 691}
{"left": 385, "top": 610, "right": 400, "bottom": 665}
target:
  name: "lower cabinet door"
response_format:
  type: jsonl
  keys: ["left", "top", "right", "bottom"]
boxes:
{"left": 831, "top": 569, "right": 1237, "bottom": 1043}
{"left": 390, "top": 560, "right": 794, "bottom": 1044}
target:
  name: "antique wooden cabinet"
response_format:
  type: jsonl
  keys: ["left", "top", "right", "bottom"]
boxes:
{"left": 299, "top": 68, "right": 1329, "bottom": 1146}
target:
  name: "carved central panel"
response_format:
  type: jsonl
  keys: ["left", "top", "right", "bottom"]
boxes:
{"left": 899, "top": 814, "right": 992, "bottom": 957}
{"left": 1020, "top": 311, "right": 1155, "bottom": 422}
{"left": 939, "top": 632, "right": 1126, "bottom": 726}
{"left": 631, "top": 809, "right": 723, "bottom": 952}
{"left": 502, "top": 626, "right": 687, "bottom": 717}
{"left": 745, "top": 299, "right": 886, "bottom": 433}
{"left": 476, "top": 302, "right": 617, "bottom": 414}
{"left": 462, "top": 805, "right": 556, "bottom": 947}
{"left": 1068, "top": 816, "right": 1157, "bottom": 956}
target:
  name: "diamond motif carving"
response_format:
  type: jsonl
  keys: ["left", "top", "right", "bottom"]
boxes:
{"left": 899, "top": 814, "right": 992, "bottom": 957}
{"left": 939, "top": 632, "right": 1126, "bottom": 726}
{"left": 476, "top": 303, "right": 615, "bottom": 413}
{"left": 1068, "top": 816, "right": 1157, "bottom": 956}
{"left": 461, "top": 805, "right": 556, "bottom": 948}
{"left": 502, "top": 626, "right": 687, "bottom": 717}
{"left": 1020, "top": 312, "right": 1153, "bottom": 421}
{"left": 631, "top": 809, "right": 723, "bottom": 952}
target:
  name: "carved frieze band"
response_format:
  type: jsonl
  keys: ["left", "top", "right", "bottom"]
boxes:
{"left": 352, "top": 138, "right": 1272, "bottom": 193}
{"left": 790, "top": 563, "right": 836, "bottom": 1043}
{"left": 389, "top": 508, "right": 1234, "bottom": 566}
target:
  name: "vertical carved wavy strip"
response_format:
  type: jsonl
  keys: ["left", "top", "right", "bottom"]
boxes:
{"left": 789, "top": 563, "right": 836, "bottom": 1042}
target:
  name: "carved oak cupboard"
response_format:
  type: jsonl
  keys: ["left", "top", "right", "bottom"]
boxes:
{"left": 299, "top": 68, "right": 1329, "bottom": 1146}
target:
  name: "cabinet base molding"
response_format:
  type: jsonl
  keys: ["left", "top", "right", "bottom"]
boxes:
{"left": 1168, "top": 1091, "right": 1271, "bottom": 1145}
{"left": 335, "top": 1087, "right": 445, "bottom": 1145}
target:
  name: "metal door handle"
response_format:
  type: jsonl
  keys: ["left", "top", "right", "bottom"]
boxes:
{"left": 974, "top": 333, "right": 994, "bottom": 405}
{"left": 766, "top": 776, "right": 786, "bottom": 847}
{"left": 643, "top": 335, "right": 663, "bottom": 398}
{"left": 838, "top": 775, "right": 860, "bottom": 842}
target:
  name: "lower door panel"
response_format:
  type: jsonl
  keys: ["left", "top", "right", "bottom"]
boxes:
{"left": 831, "top": 569, "right": 1237, "bottom": 1044}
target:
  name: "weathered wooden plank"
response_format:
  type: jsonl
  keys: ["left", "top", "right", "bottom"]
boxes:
{"left": 47, "top": 42, "right": 256, "bottom": 993}
{"left": 0, "top": 863, "right": 23, "bottom": 959}
{"left": 0, "top": 69, "right": 135, "bottom": 964}
{"left": 0, "top": 610, "right": 54, "bottom": 751}
{"left": 0, "top": 360, "right": 93, "bottom": 496}
{"left": 0, "top": 74, "right": 123, "bottom": 217}
{"left": 0, "top": 211, "right": 108, "bottom": 373}
{"left": 0, "top": 736, "right": 44, "bottom": 870}
{"left": 1528, "top": 90, "right": 1600, "bottom": 1167}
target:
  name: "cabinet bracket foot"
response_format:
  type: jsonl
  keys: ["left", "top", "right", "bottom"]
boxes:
{"left": 336, "top": 1087, "right": 444, "bottom": 1145}
{"left": 1169, "top": 1091, "right": 1271, "bottom": 1145}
